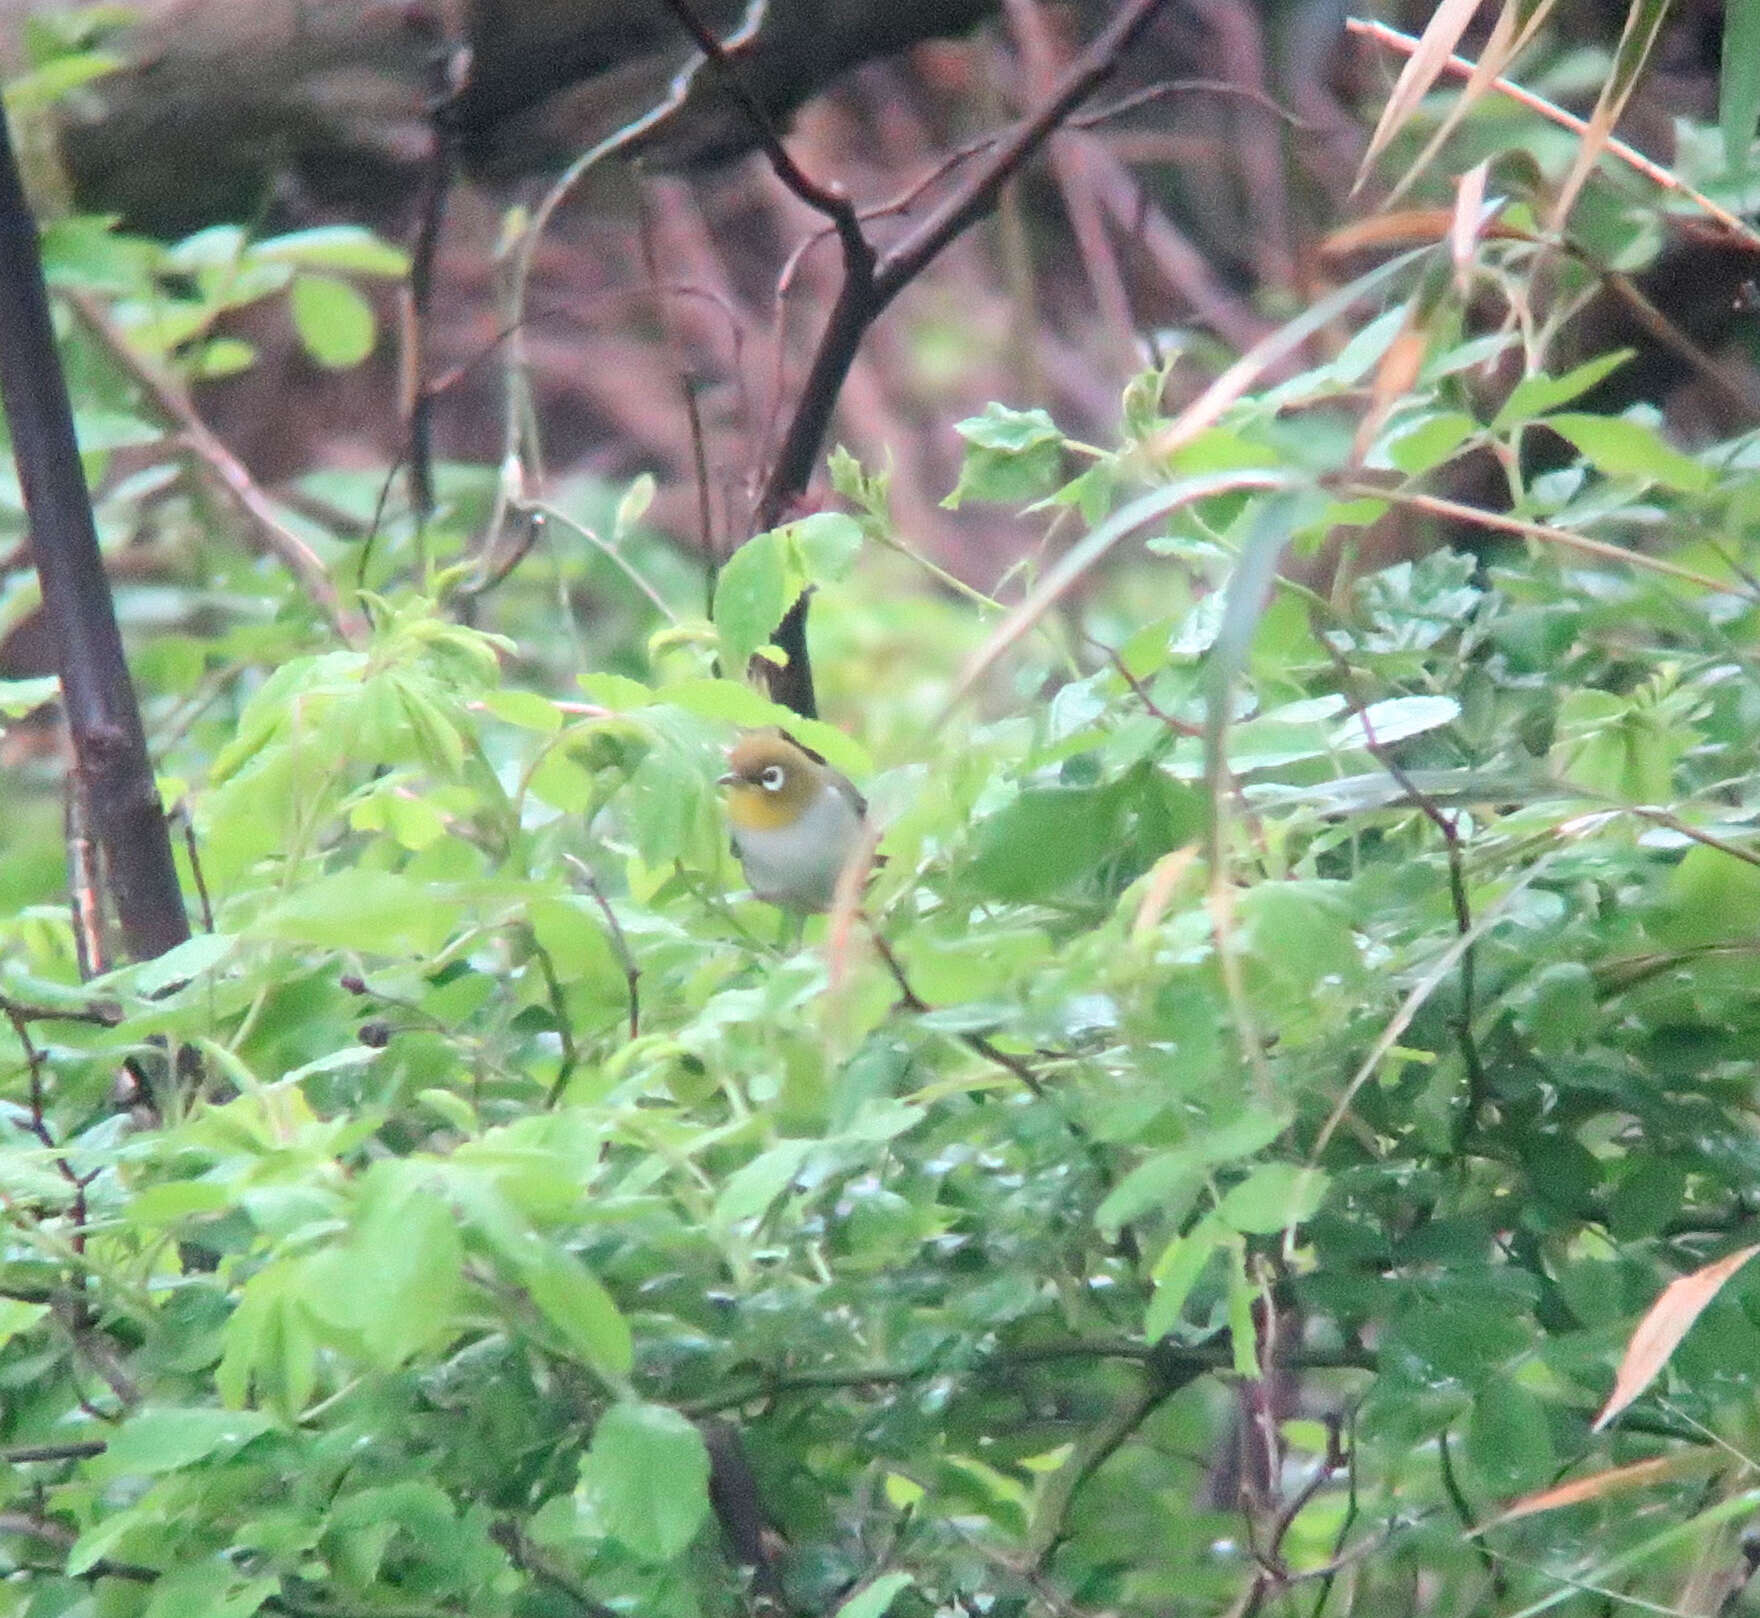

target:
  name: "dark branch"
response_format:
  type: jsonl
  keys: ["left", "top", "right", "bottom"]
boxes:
{"left": 662, "top": 0, "right": 1169, "bottom": 718}
{"left": 0, "top": 107, "right": 190, "bottom": 964}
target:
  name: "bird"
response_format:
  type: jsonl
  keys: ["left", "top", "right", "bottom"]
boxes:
{"left": 718, "top": 728, "right": 868, "bottom": 912}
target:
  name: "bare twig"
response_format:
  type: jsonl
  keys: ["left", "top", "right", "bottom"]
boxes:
{"left": 1004, "top": 0, "right": 1138, "bottom": 376}
{"left": 1333, "top": 481, "right": 1745, "bottom": 597}
{"left": 654, "top": 0, "right": 874, "bottom": 267}
{"left": 1082, "top": 631, "right": 1203, "bottom": 735}
{"left": 60, "top": 290, "right": 361, "bottom": 642}
{"left": 491, "top": 1517, "right": 623, "bottom": 1618}
{"left": 170, "top": 801, "right": 214, "bottom": 933}
{"left": 744, "top": 0, "right": 1170, "bottom": 713}
{"left": 5, "top": 1004, "right": 94, "bottom": 1328}
{"left": 1312, "top": 619, "right": 1489, "bottom": 1140}
{"left": 0, "top": 991, "right": 120, "bottom": 1028}
{"left": 679, "top": 1336, "right": 1367, "bottom": 1420}
{"left": 403, "top": 14, "right": 472, "bottom": 530}
{"left": 1, "top": 1439, "right": 108, "bottom": 1462}
{"left": 563, "top": 856, "right": 641, "bottom": 1043}
{"left": 1027, "top": 1370, "right": 1184, "bottom": 1573}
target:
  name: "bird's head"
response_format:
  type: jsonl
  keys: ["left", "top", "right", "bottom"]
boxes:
{"left": 718, "top": 729, "right": 827, "bottom": 833}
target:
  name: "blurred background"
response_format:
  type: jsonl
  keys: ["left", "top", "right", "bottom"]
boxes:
{"left": 0, "top": 0, "right": 1754, "bottom": 727}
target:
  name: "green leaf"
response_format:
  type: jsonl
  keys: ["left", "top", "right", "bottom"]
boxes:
{"left": 191, "top": 337, "right": 258, "bottom": 379}
{"left": 142, "top": 1563, "right": 278, "bottom": 1618}
{"left": 256, "top": 869, "right": 461, "bottom": 954}
{"left": 1722, "top": 0, "right": 1760, "bottom": 172}
{"left": 1659, "top": 844, "right": 1760, "bottom": 947}
{"left": 944, "top": 404, "right": 1065, "bottom": 508}
{"left": 1465, "top": 1381, "right": 1555, "bottom": 1493}
{"left": 0, "top": 1297, "right": 47, "bottom": 1347}
{"left": 303, "top": 1176, "right": 463, "bottom": 1367}
{"left": 1489, "top": 352, "right": 1634, "bottom": 429}
{"left": 579, "top": 1402, "right": 711, "bottom": 1561}
{"left": 1329, "top": 694, "right": 1459, "bottom": 750}
{"left": 714, "top": 1138, "right": 815, "bottom": 1227}
{"left": 1094, "top": 1152, "right": 1204, "bottom": 1239}
{"left": 250, "top": 225, "right": 409, "bottom": 276}
{"left": 216, "top": 1261, "right": 318, "bottom": 1418}
{"left": 1236, "top": 881, "right": 1359, "bottom": 996}
{"left": 788, "top": 510, "right": 864, "bottom": 582}
{"left": 1145, "top": 1215, "right": 1225, "bottom": 1341}
{"left": 1217, "top": 1164, "right": 1328, "bottom": 1235}
{"left": 3, "top": 48, "right": 122, "bottom": 115}
{"left": 836, "top": 1572, "right": 915, "bottom": 1618}
{"left": 289, "top": 273, "right": 377, "bottom": 368}
{"left": 454, "top": 1174, "right": 632, "bottom": 1377}
{"left": 577, "top": 672, "right": 656, "bottom": 710}
{"left": 1385, "top": 410, "right": 1477, "bottom": 475}
{"left": 97, "top": 1406, "right": 275, "bottom": 1476}
{"left": 967, "top": 783, "right": 1127, "bottom": 900}
{"left": 615, "top": 472, "right": 656, "bottom": 537}
{"left": 519, "top": 1241, "right": 633, "bottom": 1379}
{"left": 713, "top": 529, "right": 789, "bottom": 672}
{"left": 482, "top": 687, "right": 565, "bottom": 733}
{"left": 1544, "top": 412, "right": 1712, "bottom": 493}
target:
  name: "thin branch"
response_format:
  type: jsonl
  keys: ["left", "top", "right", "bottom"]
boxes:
{"left": 61, "top": 290, "right": 361, "bottom": 643}
{"left": 64, "top": 777, "right": 104, "bottom": 976}
{"left": 0, "top": 991, "right": 120, "bottom": 1027}
{"left": 1026, "top": 1371, "right": 1182, "bottom": 1573}
{"left": 1437, "top": 1426, "right": 1503, "bottom": 1595}
{"left": 866, "top": 927, "right": 1047, "bottom": 1102}
{"left": 1082, "top": 631, "right": 1202, "bottom": 735}
{"left": 1308, "top": 1407, "right": 1361, "bottom": 1618}
{"left": 759, "top": 0, "right": 1168, "bottom": 712}
{"left": 1312, "top": 619, "right": 1489, "bottom": 1141}
{"left": 680, "top": 1339, "right": 1374, "bottom": 1418}
{"left": 651, "top": 0, "right": 874, "bottom": 271}
{"left": 1, "top": 1439, "right": 108, "bottom": 1463}
{"left": 563, "top": 855, "right": 641, "bottom": 1043}
{"left": 530, "top": 934, "right": 581, "bottom": 1105}
{"left": 869, "top": 0, "right": 1171, "bottom": 304}
{"left": 0, "top": 109, "right": 191, "bottom": 966}
{"left": 864, "top": 920, "right": 1131, "bottom": 1255}
{"left": 402, "top": 15, "right": 472, "bottom": 531}
{"left": 1300, "top": 854, "right": 1559, "bottom": 1188}
{"left": 170, "top": 800, "right": 214, "bottom": 933}
{"left": 1333, "top": 481, "right": 1745, "bottom": 596}
{"left": 491, "top": 1517, "right": 622, "bottom": 1618}
{"left": 6, "top": 1006, "right": 93, "bottom": 1328}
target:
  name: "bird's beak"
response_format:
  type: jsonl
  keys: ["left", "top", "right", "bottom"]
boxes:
{"left": 716, "top": 772, "right": 737, "bottom": 787}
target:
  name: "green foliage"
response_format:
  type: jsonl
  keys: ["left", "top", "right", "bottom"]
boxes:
{"left": 10, "top": 22, "right": 1760, "bottom": 1618}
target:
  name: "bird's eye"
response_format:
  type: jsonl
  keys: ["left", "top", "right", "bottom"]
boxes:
{"left": 759, "top": 765, "right": 786, "bottom": 791}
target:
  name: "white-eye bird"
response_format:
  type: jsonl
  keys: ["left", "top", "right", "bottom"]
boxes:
{"left": 718, "top": 728, "right": 867, "bottom": 912}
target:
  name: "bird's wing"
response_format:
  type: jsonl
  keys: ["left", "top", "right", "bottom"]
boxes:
{"left": 781, "top": 727, "right": 869, "bottom": 818}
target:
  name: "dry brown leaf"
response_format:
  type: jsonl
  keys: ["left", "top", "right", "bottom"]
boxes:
{"left": 1348, "top": 305, "right": 1428, "bottom": 469}
{"left": 1355, "top": 0, "right": 1489, "bottom": 192}
{"left": 1130, "top": 845, "right": 1198, "bottom": 941}
{"left": 1320, "top": 211, "right": 1534, "bottom": 260}
{"left": 1546, "top": 0, "right": 1670, "bottom": 231}
{"left": 1592, "top": 1244, "right": 1760, "bottom": 1433}
{"left": 824, "top": 820, "right": 887, "bottom": 996}
{"left": 1483, "top": 1451, "right": 1723, "bottom": 1530}
{"left": 1374, "top": 0, "right": 1558, "bottom": 209}
{"left": 1450, "top": 162, "right": 1493, "bottom": 294}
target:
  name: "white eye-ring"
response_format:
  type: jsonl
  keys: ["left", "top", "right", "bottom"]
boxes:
{"left": 759, "top": 764, "right": 786, "bottom": 791}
